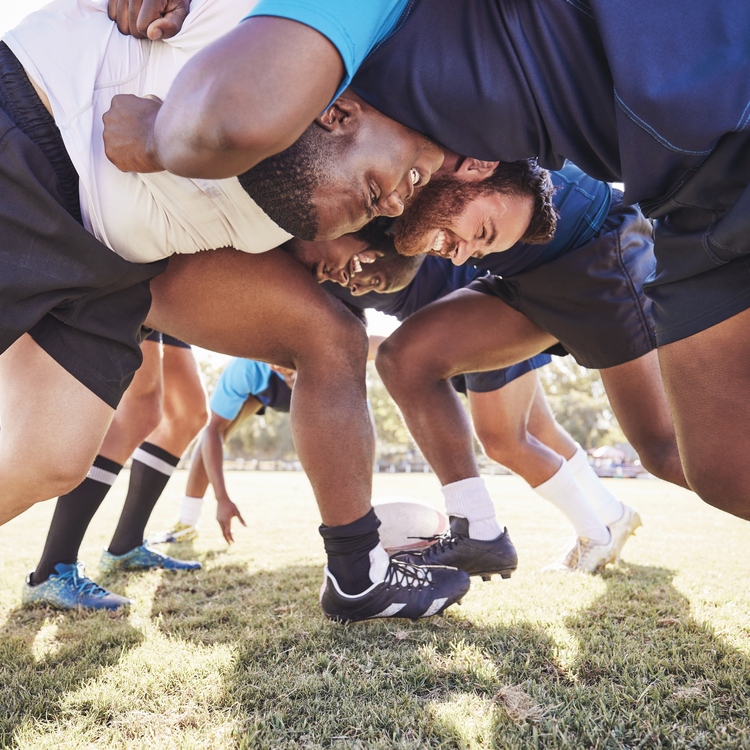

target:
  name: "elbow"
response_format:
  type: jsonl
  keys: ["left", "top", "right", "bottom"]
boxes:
{"left": 156, "top": 108, "right": 298, "bottom": 179}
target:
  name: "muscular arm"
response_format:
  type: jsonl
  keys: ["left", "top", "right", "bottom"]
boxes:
{"left": 104, "top": 18, "right": 344, "bottom": 177}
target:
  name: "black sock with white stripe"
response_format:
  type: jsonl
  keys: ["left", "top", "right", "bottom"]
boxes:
{"left": 108, "top": 442, "right": 181, "bottom": 556}
{"left": 31, "top": 456, "right": 122, "bottom": 584}
{"left": 319, "top": 508, "right": 382, "bottom": 595}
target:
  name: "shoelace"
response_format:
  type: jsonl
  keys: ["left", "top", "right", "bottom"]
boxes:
{"left": 384, "top": 560, "right": 433, "bottom": 589}
{"left": 576, "top": 537, "right": 609, "bottom": 569}
{"left": 411, "top": 529, "right": 460, "bottom": 560}
{"left": 61, "top": 563, "right": 110, "bottom": 599}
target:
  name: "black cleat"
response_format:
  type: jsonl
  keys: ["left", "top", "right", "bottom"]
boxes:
{"left": 320, "top": 559, "right": 470, "bottom": 623}
{"left": 394, "top": 516, "right": 518, "bottom": 580}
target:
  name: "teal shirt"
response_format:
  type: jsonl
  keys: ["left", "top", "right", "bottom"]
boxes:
{"left": 245, "top": 0, "right": 408, "bottom": 102}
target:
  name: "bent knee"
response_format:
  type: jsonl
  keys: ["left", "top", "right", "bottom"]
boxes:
{"left": 19, "top": 461, "right": 92, "bottom": 503}
{"left": 633, "top": 438, "right": 684, "bottom": 486}
{"left": 376, "top": 334, "right": 446, "bottom": 390}
{"left": 682, "top": 453, "right": 750, "bottom": 520}
{"left": 478, "top": 433, "right": 522, "bottom": 470}
{"left": 299, "top": 305, "right": 369, "bottom": 372}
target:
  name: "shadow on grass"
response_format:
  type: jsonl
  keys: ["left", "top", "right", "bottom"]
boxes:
{"left": 148, "top": 561, "right": 750, "bottom": 749}
{"left": 0, "top": 605, "right": 142, "bottom": 748}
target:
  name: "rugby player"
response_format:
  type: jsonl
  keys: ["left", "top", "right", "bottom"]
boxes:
{"left": 373, "top": 161, "right": 687, "bottom": 574}
{"left": 112, "top": 0, "right": 750, "bottom": 521}
{"left": 323, "top": 244, "right": 638, "bottom": 575}
{"left": 23, "top": 333, "right": 206, "bottom": 610}
{"left": 153, "top": 358, "right": 296, "bottom": 546}
{"left": 1, "top": 0, "right": 469, "bottom": 621}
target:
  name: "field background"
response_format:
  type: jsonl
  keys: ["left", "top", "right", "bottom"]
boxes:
{"left": 1, "top": 471, "right": 749, "bottom": 749}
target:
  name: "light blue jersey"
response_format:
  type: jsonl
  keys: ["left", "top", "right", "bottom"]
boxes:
{"left": 245, "top": 0, "right": 407, "bottom": 102}
{"left": 210, "top": 358, "right": 274, "bottom": 421}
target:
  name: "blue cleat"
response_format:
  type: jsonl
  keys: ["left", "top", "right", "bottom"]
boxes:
{"left": 100, "top": 542, "right": 201, "bottom": 574}
{"left": 22, "top": 562, "right": 131, "bottom": 610}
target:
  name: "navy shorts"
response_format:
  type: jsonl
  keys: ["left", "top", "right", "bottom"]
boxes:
{"left": 0, "top": 43, "right": 167, "bottom": 408}
{"left": 468, "top": 196, "right": 656, "bottom": 370}
{"left": 451, "top": 353, "right": 552, "bottom": 395}
{"left": 144, "top": 330, "right": 192, "bottom": 349}
{"left": 641, "top": 132, "right": 750, "bottom": 345}
{"left": 256, "top": 372, "right": 292, "bottom": 414}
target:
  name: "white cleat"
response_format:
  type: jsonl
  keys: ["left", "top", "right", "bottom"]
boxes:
{"left": 575, "top": 533, "right": 615, "bottom": 574}
{"left": 607, "top": 504, "right": 642, "bottom": 563}
{"left": 542, "top": 539, "right": 579, "bottom": 573}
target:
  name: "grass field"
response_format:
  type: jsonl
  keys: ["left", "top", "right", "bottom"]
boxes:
{"left": 1, "top": 471, "right": 749, "bottom": 749}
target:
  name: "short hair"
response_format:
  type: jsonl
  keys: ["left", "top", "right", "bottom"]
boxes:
{"left": 354, "top": 221, "right": 425, "bottom": 291}
{"left": 237, "top": 124, "right": 336, "bottom": 240}
{"left": 394, "top": 159, "right": 558, "bottom": 256}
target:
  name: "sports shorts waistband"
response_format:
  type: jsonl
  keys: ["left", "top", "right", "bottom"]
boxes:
{"left": 0, "top": 41, "right": 81, "bottom": 222}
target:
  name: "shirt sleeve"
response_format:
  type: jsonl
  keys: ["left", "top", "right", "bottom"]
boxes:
{"left": 245, "top": 0, "right": 409, "bottom": 102}
{"left": 210, "top": 358, "right": 272, "bottom": 421}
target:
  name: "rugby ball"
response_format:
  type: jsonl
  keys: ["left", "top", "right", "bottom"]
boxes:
{"left": 372, "top": 496, "right": 449, "bottom": 553}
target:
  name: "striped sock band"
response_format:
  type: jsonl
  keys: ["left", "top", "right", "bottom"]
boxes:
{"left": 132, "top": 442, "right": 180, "bottom": 476}
{"left": 86, "top": 455, "right": 123, "bottom": 486}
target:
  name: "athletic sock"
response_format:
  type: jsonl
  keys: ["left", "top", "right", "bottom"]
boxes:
{"left": 319, "top": 508, "right": 385, "bottom": 595}
{"left": 567, "top": 444, "right": 624, "bottom": 526}
{"left": 31, "top": 456, "right": 122, "bottom": 584}
{"left": 441, "top": 477, "right": 502, "bottom": 540}
{"left": 108, "top": 442, "right": 181, "bottom": 556}
{"left": 534, "top": 460, "right": 610, "bottom": 544}
{"left": 179, "top": 496, "right": 204, "bottom": 527}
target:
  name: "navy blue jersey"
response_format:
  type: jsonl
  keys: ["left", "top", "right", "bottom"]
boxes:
{"left": 331, "top": 257, "right": 482, "bottom": 322}
{"left": 341, "top": 0, "right": 749, "bottom": 208}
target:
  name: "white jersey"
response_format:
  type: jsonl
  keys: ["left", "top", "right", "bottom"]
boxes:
{"left": 3, "top": 0, "right": 291, "bottom": 263}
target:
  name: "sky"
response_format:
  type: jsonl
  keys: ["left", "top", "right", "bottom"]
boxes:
{"left": 0, "top": 0, "right": 400, "bottom": 347}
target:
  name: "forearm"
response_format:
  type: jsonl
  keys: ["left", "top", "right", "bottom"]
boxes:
{"left": 201, "top": 428, "right": 231, "bottom": 500}
{"left": 152, "top": 18, "right": 344, "bottom": 178}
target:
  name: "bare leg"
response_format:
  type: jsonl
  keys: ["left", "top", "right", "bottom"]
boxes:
{"left": 526, "top": 381, "right": 580, "bottom": 461}
{"left": 147, "top": 248, "right": 373, "bottom": 526}
{"left": 0, "top": 335, "right": 114, "bottom": 524}
{"left": 659, "top": 308, "right": 750, "bottom": 519}
{"left": 468, "top": 372, "right": 563, "bottom": 487}
{"left": 108, "top": 344, "right": 209, "bottom": 554}
{"left": 146, "top": 344, "right": 208, "bottom": 456}
{"left": 599, "top": 351, "right": 688, "bottom": 488}
{"left": 377, "top": 289, "right": 555, "bottom": 485}
{"left": 99, "top": 340, "right": 164, "bottom": 463}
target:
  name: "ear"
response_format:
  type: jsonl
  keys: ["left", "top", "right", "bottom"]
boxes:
{"left": 315, "top": 95, "right": 363, "bottom": 132}
{"left": 454, "top": 157, "right": 499, "bottom": 182}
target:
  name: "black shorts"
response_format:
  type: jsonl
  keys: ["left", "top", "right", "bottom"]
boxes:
{"left": 144, "top": 330, "right": 192, "bottom": 349}
{"left": 468, "top": 196, "right": 656, "bottom": 370}
{"left": 256, "top": 372, "right": 292, "bottom": 414}
{"left": 641, "top": 131, "right": 750, "bottom": 345}
{"left": 451, "top": 353, "right": 552, "bottom": 394}
{"left": 0, "top": 43, "right": 167, "bottom": 408}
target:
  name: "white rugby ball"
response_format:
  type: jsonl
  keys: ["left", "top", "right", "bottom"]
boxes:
{"left": 372, "top": 496, "right": 449, "bottom": 553}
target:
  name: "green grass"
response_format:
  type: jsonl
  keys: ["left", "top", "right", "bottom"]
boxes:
{"left": 1, "top": 472, "right": 749, "bottom": 749}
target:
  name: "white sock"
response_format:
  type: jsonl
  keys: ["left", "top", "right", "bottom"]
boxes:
{"left": 179, "top": 495, "right": 205, "bottom": 527}
{"left": 534, "top": 461, "right": 610, "bottom": 544}
{"left": 441, "top": 477, "right": 502, "bottom": 540}
{"left": 567, "top": 445, "right": 624, "bottom": 526}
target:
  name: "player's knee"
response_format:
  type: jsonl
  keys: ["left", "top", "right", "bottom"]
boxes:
{"left": 303, "top": 305, "right": 368, "bottom": 372}
{"left": 33, "top": 460, "right": 91, "bottom": 502}
{"left": 129, "top": 388, "right": 164, "bottom": 437}
{"left": 632, "top": 437, "right": 681, "bottom": 484}
{"left": 375, "top": 335, "right": 425, "bottom": 392}
{"left": 187, "top": 402, "right": 209, "bottom": 439}
{"left": 682, "top": 452, "right": 750, "bottom": 520}
{"left": 480, "top": 434, "right": 540, "bottom": 476}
